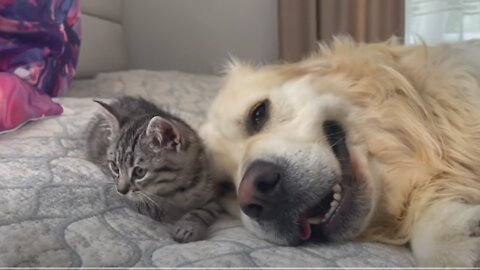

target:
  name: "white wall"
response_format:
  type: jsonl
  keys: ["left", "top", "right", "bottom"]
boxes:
{"left": 124, "top": 0, "right": 278, "bottom": 74}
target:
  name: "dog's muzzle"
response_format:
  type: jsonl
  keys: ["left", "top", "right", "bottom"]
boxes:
{"left": 238, "top": 160, "right": 286, "bottom": 220}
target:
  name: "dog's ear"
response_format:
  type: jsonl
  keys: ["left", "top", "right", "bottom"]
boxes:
{"left": 222, "top": 54, "right": 254, "bottom": 76}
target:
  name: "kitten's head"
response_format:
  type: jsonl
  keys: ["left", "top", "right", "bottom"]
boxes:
{"left": 96, "top": 100, "right": 212, "bottom": 221}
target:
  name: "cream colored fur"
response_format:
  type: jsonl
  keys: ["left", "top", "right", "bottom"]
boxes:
{"left": 200, "top": 37, "right": 480, "bottom": 267}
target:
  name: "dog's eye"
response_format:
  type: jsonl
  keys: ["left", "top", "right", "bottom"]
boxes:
{"left": 249, "top": 100, "right": 269, "bottom": 133}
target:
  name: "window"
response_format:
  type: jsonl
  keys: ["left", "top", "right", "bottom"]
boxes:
{"left": 405, "top": 0, "right": 480, "bottom": 44}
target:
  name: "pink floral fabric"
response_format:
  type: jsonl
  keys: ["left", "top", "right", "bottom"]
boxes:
{"left": 0, "top": 0, "right": 81, "bottom": 133}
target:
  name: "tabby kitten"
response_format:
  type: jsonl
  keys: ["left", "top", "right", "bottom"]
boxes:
{"left": 86, "top": 96, "right": 222, "bottom": 243}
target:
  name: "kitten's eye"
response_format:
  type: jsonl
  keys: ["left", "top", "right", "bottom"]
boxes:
{"left": 133, "top": 166, "right": 147, "bottom": 179}
{"left": 109, "top": 161, "right": 119, "bottom": 175}
{"left": 248, "top": 99, "right": 269, "bottom": 133}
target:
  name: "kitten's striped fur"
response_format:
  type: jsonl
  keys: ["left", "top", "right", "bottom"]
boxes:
{"left": 86, "top": 96, "right": 223, "bottom": 242}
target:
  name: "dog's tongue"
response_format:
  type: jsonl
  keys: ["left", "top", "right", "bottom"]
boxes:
{"left": 298, "top": 213, "right": 311, "bottom": 241}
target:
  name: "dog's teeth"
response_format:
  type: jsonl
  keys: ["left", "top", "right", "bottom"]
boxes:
{"left": 327, "top": 205, "right": 336, "bottom": 215}
{"left": 308, "top": 186, "right": 342, "bottom": 225}
{"left": 332, "top": 184, "right": 342, "bottom": 193}
{"left": 330, "top": 200, "right": 339, "bottom": 208}
{"left": 320, "top": 199, "right": 341, "bottom": 224}
{"left": 307, "top": 216, "right": 324, "bottom": 224}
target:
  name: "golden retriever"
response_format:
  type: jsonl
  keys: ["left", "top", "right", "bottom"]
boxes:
{"left": 200, "top": 37, "right": 480, "bottom": 267}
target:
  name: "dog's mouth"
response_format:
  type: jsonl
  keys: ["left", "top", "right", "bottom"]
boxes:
{"left": 298, "top": 121, "right": 358, "bottom": 241}
{"left": 298, "top": 178, "right": 355, "bottom": 241}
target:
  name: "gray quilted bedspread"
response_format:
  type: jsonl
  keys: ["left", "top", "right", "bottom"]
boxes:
{"left": 0, "top": 70, "right": 415, "bottom": 267}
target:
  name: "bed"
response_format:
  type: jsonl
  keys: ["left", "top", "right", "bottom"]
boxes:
{"left": 0, "top": 70, "right": 415, "bottom": 267}
{"left": 0, "top": 1, "right": 415, "bottom": 267}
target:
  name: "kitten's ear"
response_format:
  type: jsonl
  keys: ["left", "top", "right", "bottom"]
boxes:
{"left": 146, "top": 116, "right": 182, "bottom": 151}
{"left": 94, "top": 99, "right": 119, "bottom": 140}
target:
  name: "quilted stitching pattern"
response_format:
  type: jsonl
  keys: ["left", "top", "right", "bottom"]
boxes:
{"left": 0, "top": 71, "right": 414, "bottom": 267}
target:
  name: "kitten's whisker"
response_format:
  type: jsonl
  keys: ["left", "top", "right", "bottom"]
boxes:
{"left": 141, "top": 190, "right": 162, "bottom": 201}
{"left": 138, "top": 194, "right": 150, "bottom": 208}
{"left": 139, "top": 192, "right": 160, "bottom": 208}
{"left": 139, "top": 194, "right": 152, "bottom": 208}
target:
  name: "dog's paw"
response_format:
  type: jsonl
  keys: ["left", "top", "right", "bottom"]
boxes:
{"left": 412, "top": 202, "right": 480, "bottom": 267}
{"left": 469, "top": 218, "right": 480, "bottom": 237}
{"left": 450, "top": 208, "right": 480, "bottom": 267}
{"left": 471, "top": 219, "right": 480, "bottom": 268}
{"left": 172, "top": 220, "right": 207, "bottom": 243}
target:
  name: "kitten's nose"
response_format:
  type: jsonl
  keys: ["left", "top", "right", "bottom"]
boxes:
{"left": 117, "top": 180, "right": 130, "bottom": 194}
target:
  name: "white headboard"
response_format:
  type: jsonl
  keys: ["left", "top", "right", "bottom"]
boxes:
{"left": 76, "top": 0, "right": 127, "bottom": 78}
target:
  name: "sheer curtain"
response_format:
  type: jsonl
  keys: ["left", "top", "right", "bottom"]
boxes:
{"left": 405, "top": 0, "right": 480, "bottom": 44}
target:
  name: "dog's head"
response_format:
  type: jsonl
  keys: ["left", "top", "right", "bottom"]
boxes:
{"left": 200, "top": 40, "right": 408, "bottom": 245}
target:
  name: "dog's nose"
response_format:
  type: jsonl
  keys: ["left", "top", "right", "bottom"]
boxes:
{"left": 238, "top": 160, "right": 283, "bottom": 220}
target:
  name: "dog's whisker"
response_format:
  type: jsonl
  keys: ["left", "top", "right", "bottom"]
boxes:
{"left": 325, "top": 131, "right": 346, "bottom": 137}
{"left": 329, "top": 136, "right": 346, "bottom": 148}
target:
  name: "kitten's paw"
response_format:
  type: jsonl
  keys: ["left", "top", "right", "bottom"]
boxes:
{"left": 172, "top": 221, "right": 207, "bottom": 243}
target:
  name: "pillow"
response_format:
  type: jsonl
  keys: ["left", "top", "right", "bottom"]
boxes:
{"left": 0, "top": 73, "right": 63, "bottom": 133}
{"left": 0, "top": 0, "right": 81, "bottom": 133}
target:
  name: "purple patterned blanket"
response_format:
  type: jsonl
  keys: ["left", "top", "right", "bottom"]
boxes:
{"left": 0, "top": 0, "right": 80, "bottom": 133}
